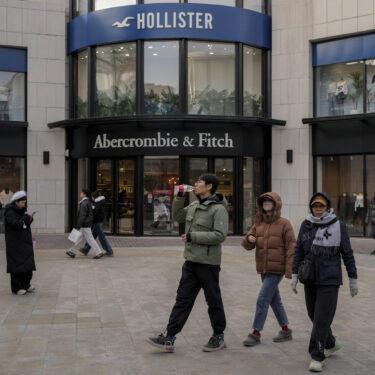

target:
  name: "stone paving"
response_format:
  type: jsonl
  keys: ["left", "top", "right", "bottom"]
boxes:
{"left": 0, "top": 241, "right": 374, "bottom": 375}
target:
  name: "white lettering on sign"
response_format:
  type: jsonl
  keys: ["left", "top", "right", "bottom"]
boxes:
{"left": 115, "top": 11, "right": 213, "bottom": 30}
{"left": 93, "top": 132, "right": 234, "bottom": 149}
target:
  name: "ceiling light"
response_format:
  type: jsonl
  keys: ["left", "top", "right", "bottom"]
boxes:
{"left": 209, "top": 52, "right": 214, "bottom": 55}
{"left": 148, "top": 46, "right": 153, "bottom": 49}
{"left": 153, "top": 53, "right": 158, "bottom": 56}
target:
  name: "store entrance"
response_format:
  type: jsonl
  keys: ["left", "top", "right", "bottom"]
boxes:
{"left": 95, "top": 158, "right": 136, "bottom": 235}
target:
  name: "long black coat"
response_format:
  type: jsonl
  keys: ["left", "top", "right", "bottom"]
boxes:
{"left": 4, "top": 203, "right": 36, "bottom": 274}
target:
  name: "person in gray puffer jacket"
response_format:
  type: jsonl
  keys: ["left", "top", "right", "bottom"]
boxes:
{"left": 65, "top": 189, "right": 103, "bottom": 259}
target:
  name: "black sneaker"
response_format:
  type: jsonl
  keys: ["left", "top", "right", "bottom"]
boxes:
{"left": 66, "top": 251, "right": 75, "bottom": 258}
{"left": 371, "top": 250, "right": 375, "bottom": 255}
{"left": 93, "top": 253, "right": 104, "bottom": 259}
{"left": 147, "top": 333, "right": 175, "bottom": 352}
{"left": 202, "top": 333, "right": 226, "bottom": 352}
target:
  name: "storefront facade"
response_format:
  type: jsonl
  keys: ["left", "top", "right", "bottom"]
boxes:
{"left": 48, "top": 0, "right": 281, "bottom": 236}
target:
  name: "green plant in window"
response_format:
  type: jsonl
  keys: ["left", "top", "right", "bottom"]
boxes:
{"left": 76, "top": 96, "right": 87, "bottom": 118}
{"left": 159, "top": 87, "right": 179, "bottom": 115}
{"left": 348, "top": 71, "right": 363, "bottom": 111}
{"left": 367, "top": 88, "right": 374, "bottom": 111}
{"left": 96, "top": 85, "right": 136, "bottom": 117}
{"left": 244, "top": 92, "right": 263, "bottom": 116}
{"left": 144, "top": 89, "right": 160, "bottom": 114}
{"left": 191, "top": 87, "right": 235, "bottom": 115}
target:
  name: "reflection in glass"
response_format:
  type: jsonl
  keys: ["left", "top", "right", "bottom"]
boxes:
{"left": 96, "top": 159, "right": 113, "bottom": 233}
{"left": 76, "top": 0, "right": 88, "bottom": 15}
{"left": 366, "top": 155, "right": 375, "bottom": 237}
{"left": 317, "top": 155, "right": 364, "bottom": 236}
{"left": 243, "top": 157, "right": 264, "bottom": 233}
{"left": 243, "top": 0, "right": 266, "bottom": 13}
{"left": 117, "top": 160, "right": 135, "bottom": 234}
{"left": 366, "top": 60, "right": 375, "bottom": 113}
{"left": 95, "top": 43, "right": 136, "bottom": 117}
{"left": 188, "top": 42, "right": 235, "bottom": 115}
{"left": 77, "top": 50, "right": 88, "bottom": 118}
{"left": 315, "top": 61, "right": 364, "bottom": 117}
{"left": 144, "top": 0, "right": 180, "bottom": 3}
{"left": 95, "top": 0, "right": 136, "bottom": 10}
{"left": 0, "top": 71, "right": 25, "bottom": 121}
{"left": 144, "top": 41, "right": 179, "bottom": 115}
{"left": 188, "top": 0, "right": 235, "bottom": 5}
{"left": 0, "top": 157, "right": 25, "bottom": 233}
{"left": 215, "top": 158, "right": 234, "bottom": 234}
{"left": 144, "top": 157, "right": 179, "bottom": 235}
{"left": 243, "top": 46, "right": 263, "bottom": 116}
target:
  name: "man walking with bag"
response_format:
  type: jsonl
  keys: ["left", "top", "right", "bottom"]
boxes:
{"left": 147, "top": 173, "right": 228, "bottom": 353}
{"left": 66, "top": 189, "right": 103, "bottom": 259}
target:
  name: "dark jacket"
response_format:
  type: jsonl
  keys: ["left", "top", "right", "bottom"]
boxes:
{"left": 366, "top": 197, "right": 375, "bottom": 224}
{"left": 292, "top": 192, "right": 357, "bottom": 285}
{"left": 93, "top": 196, "right": 106, "bottom": 224}
{"left": 172, "top": 193, "right": 228, "bottom": 266}
{"left": 241, "top": 192, "right": 296, "bottom": 279}
{"left": 77, "top": 198, "right": 93, "bottom": 228}
{"left": 4, "top": 203, "right": 36, "bottom": 274}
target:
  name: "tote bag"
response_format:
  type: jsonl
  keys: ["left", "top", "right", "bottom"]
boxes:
{"left": 68, "top": 228, "right": 82, "bottom": 243}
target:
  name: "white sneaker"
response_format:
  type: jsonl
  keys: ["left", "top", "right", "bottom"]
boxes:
{"left": 27, "top": 286, "right": 35, "bottom": 293}
{"left": 309, "top": 360, "right": 323, "bottom": 372}
{"left": 16, "top": 289, "right": 27, "bottom": 295}
{"left": 325, "top": 341, "right": 341, "bottom": 358}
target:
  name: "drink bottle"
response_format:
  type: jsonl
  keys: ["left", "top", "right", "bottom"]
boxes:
{"left": 174, "top": 184, "right": 195, "bottom": 194}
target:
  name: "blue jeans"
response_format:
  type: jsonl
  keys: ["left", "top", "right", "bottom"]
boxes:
{"left": 82, "top": 222, "right": 114, "bottom": 255}
{"left": 252, "top": 274, "right": 289, "bottom": 331}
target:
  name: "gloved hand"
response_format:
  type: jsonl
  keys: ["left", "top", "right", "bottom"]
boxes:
{"left": 291, "top": 274, "right": 298, "bottom": 294}
{"left": 349, "top": 278, "right": 358, "bottom": 297}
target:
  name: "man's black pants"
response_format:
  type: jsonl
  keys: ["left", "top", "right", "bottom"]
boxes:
{"left": 10, "top": 271, "right": 32, "bottom": 294}
{"left": 304, "top": 284, "right": 339, "bottom": 361}
{"left": 167, "top": 261, "right": 226, "bottom": 337}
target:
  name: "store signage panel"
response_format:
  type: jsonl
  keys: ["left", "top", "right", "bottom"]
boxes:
{"left": 69, "top": 4, "right": 270, "bottom": 53}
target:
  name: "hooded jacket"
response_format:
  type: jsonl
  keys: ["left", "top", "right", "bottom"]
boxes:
{"left": 93, "top": 196, "right": 106, "bottom": 224}
{"left": 76, "top": 197, "right": 93, "bottom": 229}
{"left": 172, "top": 193, "right": 228, "bottom": 266}
{"left": 4, "top": 203, "right": 36, "bottom": 274}
{"left": 292, "top": 192, "right": 357, "bottom": 285}
{"left": 241, "top": 192, "right": 296, "bottom": 279}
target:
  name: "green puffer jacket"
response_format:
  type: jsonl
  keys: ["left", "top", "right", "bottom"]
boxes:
{"left": 172, "top": 193, "right": 228, "bottom": 265}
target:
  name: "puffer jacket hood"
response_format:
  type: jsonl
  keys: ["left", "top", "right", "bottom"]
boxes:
{"left": 309, "top": 192, "right": 332, "bottom": 212}
{"left": 254, "top": 192, "right": 282, "bottom": 223}
{"left": 205, "top": 192, "right": 227, "bottom": 207}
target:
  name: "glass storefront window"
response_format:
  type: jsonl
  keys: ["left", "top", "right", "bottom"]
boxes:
{"left": 366, "top": 155, "right": 375, "bottom": 237}
{"left": 95, "top": 0, "right": 136, "bottom": 11}
{"left": 95, "top": 43, "right": 136, "bottom": 117}
{"left": 366, "top": 60, "right": 375, "bottom": 113}
{"left": 144, "top": 156, "right": 179, "bottom": 235}
{"left": 317, "top": 155, "right": 364, "bottom": 236}
{"left": 243, "top": 0, "right": 266, "bottom": 13}
{"left": 243, "top": 157, "right": 264, "bottom": 233}
{"left": 96, "top": 159, "right": 113, "bottom": 232}
{"left": 188, "top": 0, "right": 235, "bottom": 5}
{"left": 0, "top": 157, "right": 25, "bottom": 233}
{"left": 315, "top": 61, "right": 364, "bottom": 117}
{"left": 188, "top": 41, "right": 235, "bottom": 116}
{"left": 76, "top": 0, "right": 88, "bottom": 15}
{"left": 144, "top": 0, "right": 180, "bottom": 3}
{"left": 0, "top": 71, "right": 25, "bottom": 121}
{"left": 76, "top": 50, "right": 88, "bottom": 119}
{"left": 215, "top": 158, "right": 234, "bottom": 234}
{"left": 243, "top": 46, "right": 263, "bottom": 116}
{"left": 144, "top": 41, "right": 179, "bottom": 115}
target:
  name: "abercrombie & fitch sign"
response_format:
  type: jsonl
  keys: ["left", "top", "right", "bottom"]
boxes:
{"left": 93, "top": 132, "right": 234, "bottom": 150}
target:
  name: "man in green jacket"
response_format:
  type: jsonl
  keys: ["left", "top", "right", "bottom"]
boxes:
{"left": 147, "top": 173, "right": 228, "bottom": 353}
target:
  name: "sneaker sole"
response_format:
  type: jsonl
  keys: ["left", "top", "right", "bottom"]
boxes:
{"left": 146, "top": 338, "right": 174, "bottom": 353}
{"left": 325, "top": 344, "right": 341, "bottom": 358}
{"left": 202, "top": 342, "right": 227, "bottom": 352}
{"left": 273, "top": 336, "right": 293, "bottom": 343}
{"left": 243, "top": 340, "right": 260, "bottom": 347}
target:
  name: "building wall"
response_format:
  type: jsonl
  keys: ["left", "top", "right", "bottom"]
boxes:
{"left": 1, "top": 0, "right": 69, "bottom": 233}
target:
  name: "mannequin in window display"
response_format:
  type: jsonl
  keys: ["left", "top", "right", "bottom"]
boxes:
{"left": 353, "top": 192, "right": 364, "bottom": 225}
{"left": 327, "top": 80, "right": 337, "bottom": 115}
{"left": 151, "top": 198, "right": 170, "bottom": 229}
{"left": 337, "top": 192, "right": 349, "bottom": 221}
{"left": 0, "top": 188, "right": 13, "bottom": 206}
{"left": 335, "top": 78, "right": 348, "bottom": 115}
{"left": 365, "top": 196, "right": 375, "bottom": 254}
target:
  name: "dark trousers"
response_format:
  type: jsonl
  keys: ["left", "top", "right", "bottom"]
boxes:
{"left": 10, "top": 271, "right": 32, "bottom": 294}
{"left": 304, "top": 284, "right": 339, "bottom": 361}
{"left": 167, "top": 261, "right": 226, "bottom": 337}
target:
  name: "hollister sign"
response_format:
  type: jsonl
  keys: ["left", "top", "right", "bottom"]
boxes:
{"left": 93, "top": 132, "right": 234, "bottom": 150}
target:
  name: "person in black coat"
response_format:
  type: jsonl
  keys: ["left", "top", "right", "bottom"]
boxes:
{"left": 291, "top": 192, "right": 358, "bottom": 372}
{"left": 4, "top": 191, "right": 36, "bottom": 295}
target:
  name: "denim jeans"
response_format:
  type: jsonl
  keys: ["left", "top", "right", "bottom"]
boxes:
{"left": 82, "top": 222, "right": 114, "bottom": 255}
{"left": 252, "top": 273, "right": 289, "bottom": 331}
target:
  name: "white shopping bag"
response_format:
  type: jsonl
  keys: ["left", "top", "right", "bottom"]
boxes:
{"left": 68, "top": 228, "right": 82, "bottom": 243}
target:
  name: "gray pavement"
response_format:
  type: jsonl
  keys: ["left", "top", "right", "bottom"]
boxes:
{"left": 0, "top": 241, "right": 374, "bottom": 375}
